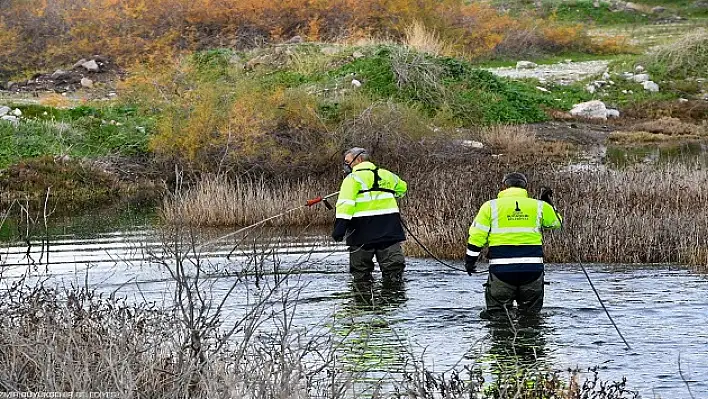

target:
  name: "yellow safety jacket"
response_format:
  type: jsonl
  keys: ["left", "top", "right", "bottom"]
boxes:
{"left": 466, "top": 187, "right": 561, "bottom": 282}
{"left": 332, "top": 161, "right": 407, "bottom": 247}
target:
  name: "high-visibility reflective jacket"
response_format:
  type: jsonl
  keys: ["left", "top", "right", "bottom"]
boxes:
{"left": 332, "top": 161, "right": 407, "bottom": 247}
{"left": 466, "top": 187, "right": 561, "bottom": 282}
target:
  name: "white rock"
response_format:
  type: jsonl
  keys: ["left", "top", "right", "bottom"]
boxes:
{"left": 634, "top": 65, "right": 645, "bottom": 73}
{"left": 565, "top": 59, "right": 573, "bottom": 64}
{"left": 352, "top": 51, "right": 365, "bottom": 59}
{"left": 460, "top": 140, "right": 484, "bottom": 149}
{"left": 570, "top": 100, "right": 609, "bottom": 120}
{"left": 602, "top": 72, "right": 611, "bottom": 80}
{"left": 516, "top": 61, "right": 538, "bottom": 70}
{"left": 72, "top": 58, "right": 88, "bottom": 69}
{"left": 81, "top": 60, "right": 100, "bottom": 72}
{"left": 535, "top": 86, "right": 550, "bottom": 93}
{"left": 609, "top": 80, "right": 615, "bottom": 85}
{"left": 1, "top": 115, "right": 19, "bottom": 125}
{"left": 621, "top": 72, "right": 635, "bottom": 80}
{"left": 643, "top": 81, "right": 660, "bottom": 92}
{"left": 622, "top": 90, "right": 628, "bottom": 94}
{"left": 585, "top": 84, "right": 597, "bottom": 94}
{"left": 624, "top": 2, "right": 643, "bottom": 12}
{"left": 633, "top": 73, "right": 650, "bottom": 83}
{"left": 80, "top": 78, "right": 94, "bottom": 88}
{"left": 51, "top": 69, "right": 67, "bottom": 79}
{"left": 108, "top": 92, "right": 117, "bottom": 97}
{"left": 12, "top": 108, "right": 22, "bottom": 117}
{"left": 351, "top": 79, "right": 362, "bottom": 88}
{"left": 0, "top": 106, "right": 10, "bottom": 116}
{"left": 593, "top": 80, "right": 607, "bottom": 86}
{"left": 679, "top": 98, "right": 689, "bottom": 103}
{"left": 606, "top": 109, "right": 620, "bottom": 118}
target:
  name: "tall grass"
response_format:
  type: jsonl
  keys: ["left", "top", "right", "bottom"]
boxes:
{"left": 162, "top": 158, "right": 708, "bottom": 270}
{"left": 644, "top": 30, "right": 708, "bottom": 79}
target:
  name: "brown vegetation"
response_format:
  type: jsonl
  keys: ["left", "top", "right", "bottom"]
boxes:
{"left": 0, "top": 0, "right": 604, "bottom": 78}
{"left": 162, "top": 153, "right": 708, "bottom": 269}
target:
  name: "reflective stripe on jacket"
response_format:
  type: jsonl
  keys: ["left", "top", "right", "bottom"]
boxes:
{"left": 466, "top": 187, "right": 561, "bottom": 274}
{"left": 333, "top": 161, "right": 407, "bottom": 247}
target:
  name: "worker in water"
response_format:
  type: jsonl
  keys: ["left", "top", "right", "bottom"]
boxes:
{"left": 332, "top": 147, "right": 408, "bottom": 283}
{"left": 465, "top": 172, "right": 561, "bottom": 315}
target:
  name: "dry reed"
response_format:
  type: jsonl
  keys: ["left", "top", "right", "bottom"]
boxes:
{"left": 403, "top": 20, "right": 452, "bottom": 56}
{"left": 162, "top": 156, "right": 708, "bottom": 270}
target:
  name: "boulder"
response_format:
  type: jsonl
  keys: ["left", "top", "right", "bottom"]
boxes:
{"left": 632, "top": 73, "right": 650, "bottom": 83}
{"left": 0, "top": 106, "right": 10, "bottom": 117}
{"left": 72, "top": 58, "right": 88, "bottom": 69}
{"left": 51, "top": 69, "right": 68, "bottom": 79}
{"left": 624, "top": 2, "right": 643, "bottom": 12}
{"left": 80, "top": 77, "right": 94, "bottom": 88}
{"left": 81, "top": 60, "right": 100, "bottom": 72}
{"left": 1, "top": 115, "right": 19, "bottom": 125}
{"left": 643, "top": 81, "right": 660, "bottom": 92}
{"left": 606, "top": 109, "right": 621, "bottom": 118}
{"left": 516, "top": 61, "right": 538, "bottom": 70}
{"left": 570, "top": 100, "right": 609, "bottom": 119}
{"left": 12, "top": 108, "right": 22, "bottom": 117}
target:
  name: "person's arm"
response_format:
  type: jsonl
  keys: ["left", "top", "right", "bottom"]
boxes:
{"left": 332, "top": 175, "right": 359, "bottom": 241}
{"left": 466, "top": 201, "right": 491, "bottom": 275}
{"left": 391, "top": 172, "right": 407, "bottom": 198}
{"left": 541, "top": 201, "right": 562, "bottom": 230}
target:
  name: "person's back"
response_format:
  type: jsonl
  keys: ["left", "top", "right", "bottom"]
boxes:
{"left": 465, "top": 172, "right": 561, "bottom": 315}
{"left": 332, "top": 148, "right": 408, "bottom": 283}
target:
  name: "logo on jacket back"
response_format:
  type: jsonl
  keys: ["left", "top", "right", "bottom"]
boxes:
{"left": 507, "top": 201, "right": 530, "bottom": 221}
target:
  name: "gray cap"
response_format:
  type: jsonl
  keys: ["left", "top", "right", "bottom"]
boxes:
{"left": 502, "top": 172, "right": 528, "bottom": 188}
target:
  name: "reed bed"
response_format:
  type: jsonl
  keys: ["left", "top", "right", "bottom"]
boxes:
{"left": 161, "top": 175, "right": 339, "bottom": 228}
{"left": 161, "top": 158, "right": 708, "bottom": 269}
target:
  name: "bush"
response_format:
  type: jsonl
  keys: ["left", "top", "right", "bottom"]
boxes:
{"left": 643, "top": 30, "right": 708, "bottom": 80}
{"left": 0, "top": 0, "right": 604, "bottom": 78}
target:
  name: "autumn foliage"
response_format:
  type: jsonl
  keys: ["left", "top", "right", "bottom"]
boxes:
{"left": 0, "top": 0, "right": 595, "bottom": 77}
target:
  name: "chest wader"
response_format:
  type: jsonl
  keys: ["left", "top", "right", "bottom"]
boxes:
{"left": 348, "top": 167, "right": 406, "bottom": 283}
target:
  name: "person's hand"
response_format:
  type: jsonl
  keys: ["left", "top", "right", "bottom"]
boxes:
{"left": 465, "top": 262, "right": 477, "bottom": 276}
{"left": 540, "top": 186, "right": 554, "bottom": 206}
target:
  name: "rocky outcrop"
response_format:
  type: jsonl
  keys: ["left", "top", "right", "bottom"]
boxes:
{"left": 1, "top": 55, "right": 123, "bottom": 93}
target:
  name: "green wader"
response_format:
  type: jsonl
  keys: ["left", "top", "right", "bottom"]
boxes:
{"left": 349, "top": 242, "right": 405, "bottom": 282}
{"left": 485, "top": 272, "right": 544, "bottom": 314}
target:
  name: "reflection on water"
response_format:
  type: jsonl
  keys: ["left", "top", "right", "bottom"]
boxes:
{"left": 0, "top": 214, "right": 707, "bottom": 399}
{"left": 605, "top": 142, "right": 707, "bottom": 168}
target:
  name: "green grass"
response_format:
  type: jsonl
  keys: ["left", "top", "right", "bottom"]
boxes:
{"left": 547, "top": 0, "right": 652, "bottom": 25}
{"left": 0, "top": 105, "right": 152, "bottom": 169}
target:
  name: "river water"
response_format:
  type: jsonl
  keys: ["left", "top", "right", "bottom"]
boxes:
{"left": 0, "top": 215, "right": 706, "bottom": 399}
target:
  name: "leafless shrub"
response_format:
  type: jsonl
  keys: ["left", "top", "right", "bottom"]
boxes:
{"left": 480, "top": 124, "right": 538, "bottom": 154}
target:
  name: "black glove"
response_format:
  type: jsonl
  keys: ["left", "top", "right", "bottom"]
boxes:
{"left": 465, "top": 261, "right": 477, "bottom": 276}
{"left": 540, "top": 186, "right": 554, "bottom": 206}
{"left": 332, "top": 219, "right": 348, "bottom": 242}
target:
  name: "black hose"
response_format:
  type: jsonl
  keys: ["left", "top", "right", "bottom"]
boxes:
{"left": 400, "top": 218, "right": 487, "bottom": 274}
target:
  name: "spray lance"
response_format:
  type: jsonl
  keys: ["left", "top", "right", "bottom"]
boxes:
{"left": 195, "top": 191, "right": 339, "bottom": 255}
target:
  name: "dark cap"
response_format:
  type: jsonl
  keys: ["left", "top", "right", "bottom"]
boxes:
{"left": 502, "top": 172, "right": 528, "bottom": 188}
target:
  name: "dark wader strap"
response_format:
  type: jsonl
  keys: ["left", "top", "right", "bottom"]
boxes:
{"left": 357, "top": 167, "right": 397, "bottom": 195}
